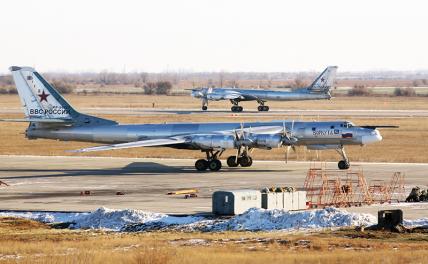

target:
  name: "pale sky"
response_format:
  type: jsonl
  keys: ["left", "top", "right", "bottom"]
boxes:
{"left": 1, "top": 0, "right": 427, "bottom": 73}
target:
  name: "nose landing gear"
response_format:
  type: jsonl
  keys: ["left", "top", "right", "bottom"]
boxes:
{"left": 336, "top": 146, "right": 350, "bottom": 170}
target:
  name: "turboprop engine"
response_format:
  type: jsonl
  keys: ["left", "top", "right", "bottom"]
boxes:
{"left": 190, "top": 135, "right": 236, "bottom": 149}
{"left": 190, "top": 133, "right": 290, "bottom": 150}
{"left": 252, "top": 134, "right": 283, "bottom": 149}
{"left": 206, "top": 93, "right": 224, "bottom": 100}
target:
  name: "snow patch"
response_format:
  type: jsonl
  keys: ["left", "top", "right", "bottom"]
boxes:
{"left": 1, "top": 207, "right": 426, "bottom": 232}
{"left": 215, "top": 207, "right": 377, "bottom": 231}
{"left": 404, "top": 218, "right": 428, "bottom": 227}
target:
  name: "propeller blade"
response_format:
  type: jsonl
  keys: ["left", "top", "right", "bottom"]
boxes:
{"left": 285, "top": 146, "right": 290, "bottom": 163}
{"left": 291, "top": 120, "right": 294, "bottom": 136}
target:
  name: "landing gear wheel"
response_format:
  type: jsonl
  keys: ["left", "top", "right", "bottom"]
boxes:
{"left": 202, "top": 106, "right": 208, "bottom": 111}
{"left": 238, "top": 156, "right": 252, "bottom": 167}
{"left": 208, "top": 159, "right": 222, "bottom": 171}
{"left": 227, "top": 156, "right": 239, "bottom": 167}
{"left": 195, "top": 159, "right": 208, "bottom": 171}
{"left": 246, "top": 156, "right": 253, "bottom": 166}
{"left": 257, "top": 106, "right": 269, "bottom": 111}
{"left": 231, "top": 106, "right": 243, "bottom": 112}
{"left": 338, "top": 160, "right": 350, "bottom": 170}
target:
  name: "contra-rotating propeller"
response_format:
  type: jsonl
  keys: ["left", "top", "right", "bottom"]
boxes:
{"left": 233, "top": 123, "right": 254, "bottom": 163}
{"left": 282, "top": 120, "right": 298, "bottom": 163}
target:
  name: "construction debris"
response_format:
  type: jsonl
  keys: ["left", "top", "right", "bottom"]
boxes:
{"left": 184, "top": 193, "right": 198, "bottom": 199}
{"left": 303, "top": 164, "right": 406, "bottom": 208}
{"left": 80, "top": 190, "right": 91, "bottom": 196}
{"left": 406, "top": 187, "right": 428, "bottom": 202}
{"left": 167, "top": 189, "right": 199, "bottom": 195}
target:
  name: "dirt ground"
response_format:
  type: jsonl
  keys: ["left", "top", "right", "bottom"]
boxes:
{"left": 0, "top": 217, "right": 427, "bottom": 264}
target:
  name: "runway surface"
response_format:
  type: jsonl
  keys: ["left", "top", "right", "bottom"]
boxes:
{"left": 1, "top": 107, "right": 428, "bottom": 117}
{"left": 0, "top": 155, "right": 427, "bottom": 218}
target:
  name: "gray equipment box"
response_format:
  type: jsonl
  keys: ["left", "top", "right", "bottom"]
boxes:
{"left": 212, "top": 190, "right": 261, "bottom": 215}
{"left": 262, "top": 191, "right": 306, "bottom": 210}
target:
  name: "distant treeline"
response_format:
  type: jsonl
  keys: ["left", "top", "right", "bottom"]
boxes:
{"left": 348, "top": 85, "right": 423, "bottom": 97}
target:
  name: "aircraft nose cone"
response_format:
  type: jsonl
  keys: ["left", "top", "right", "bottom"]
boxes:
{"left": 376, "top": 130, "right": 383, "bottom": 141}
{"left": 362, "top": 130, "right": 382, "bottom": 144}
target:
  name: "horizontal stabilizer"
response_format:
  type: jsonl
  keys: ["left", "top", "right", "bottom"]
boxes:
{"left": 69, "top": 137, "right": 187, "bottom": 153}
{"left": 361, "top": 125, "right": 399, "bottom": 129}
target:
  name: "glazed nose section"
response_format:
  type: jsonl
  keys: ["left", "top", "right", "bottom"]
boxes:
{"left": 362, "top": 129, "right": 382, "bottom": 144}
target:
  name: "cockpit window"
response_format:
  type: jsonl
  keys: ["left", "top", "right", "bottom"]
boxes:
{"left": 343, "top": 122, "right": 354, "bottom": 128}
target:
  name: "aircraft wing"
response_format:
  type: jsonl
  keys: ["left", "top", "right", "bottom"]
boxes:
{"left": 70, "top": 137, "right": 187, "bottom": 153}
{"left": 218, "top": 125, "right": 284, "bottom": 134}
{"left": 70, "top": 125, "right": 285, "bottom": 153}
{"left": 223, "top": 93, "right": 243, "bottom": 100}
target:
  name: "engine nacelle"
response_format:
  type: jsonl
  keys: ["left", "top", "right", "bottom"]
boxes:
{"left": 253, "top": 134, "right": 282, "bottom": 149}
{"left": 191, "top": 135, "right": 235, "bottom": 149}
{"left": 206, "top": 94, "right": 224, "bottom": 100}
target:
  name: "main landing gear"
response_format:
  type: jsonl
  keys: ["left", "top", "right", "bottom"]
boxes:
{"left": 194, "top": 150, "right": 254, "bottom": 171}
{"left": 226, "top": 155, "right": 253, "bottom": 167}
{"left": 231, "top": 106, "right": 243, "bottom": 112}
{"left": 257, "top": 101, "right": 269, "bottom": 112}
{"left": 230, "top": 100, "right": 243, "bottom": 112}
{"left": 336, "top": 146, "right": 350, "bottom": 170}
{"left": 226, "top": 146, "right": 253, "bottom": 168}
{"left": 195, "top": 150, "right": 224, "bottom": 171}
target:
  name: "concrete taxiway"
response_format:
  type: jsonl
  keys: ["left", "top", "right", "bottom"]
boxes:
{"left": 0, "top": 155, "right": 427, "bottom": 218}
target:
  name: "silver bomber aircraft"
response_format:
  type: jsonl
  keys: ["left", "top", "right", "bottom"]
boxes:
{"left": 191, "top": 66, "right": 337, "bottom": 112}
{"left": 4, "top": 66, "right": 393, "bottom": 172}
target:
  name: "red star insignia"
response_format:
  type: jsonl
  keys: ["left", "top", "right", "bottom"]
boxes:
{"left": 38, "top": 90, "right": 50, "bottom": 102}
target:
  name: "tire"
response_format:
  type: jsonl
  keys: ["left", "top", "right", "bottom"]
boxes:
{"left": 231, "top": 106, "right": 237, "bottom": 112}
{"left": 227, "top": 156, "right": 239, "bottom": 167}
{"left": 263, "top": 106, "right": 269, "bottom": 111}
{"left": 202, "top": 106, "right": 208, "bottom": 111}
{"left": 239, "top": 156, "right": 251, "bottom": 167}
{"left": 208, "top": 159, "right": 222, "bottom": 171}
{"left": 195, "top": 159, "right": 208, "bottom": 171}
{"left": 257, "top": 106, "right": 263, "bottom": 111}
{"left": 338, "top": 160, "right": 350, "bottom": 170}
{"left": 247, "top": 156, "right": 253, "bottom": 167}
{"left": 237, "top": 106, "right": 243, "bottom": 112}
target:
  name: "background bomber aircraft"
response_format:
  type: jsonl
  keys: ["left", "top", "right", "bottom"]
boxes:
{"left": 3, "top": 66, "right": 394, "bottom": 171}
{"left": 190, "top": 66, "right": 337, "bottom": 112}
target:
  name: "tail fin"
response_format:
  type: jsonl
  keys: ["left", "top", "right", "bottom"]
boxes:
{"left": 8, "top": 66, "right": 116, "bottom": 126}
{"left": 308, "top": 66, "right": 338, "bottom": 93}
